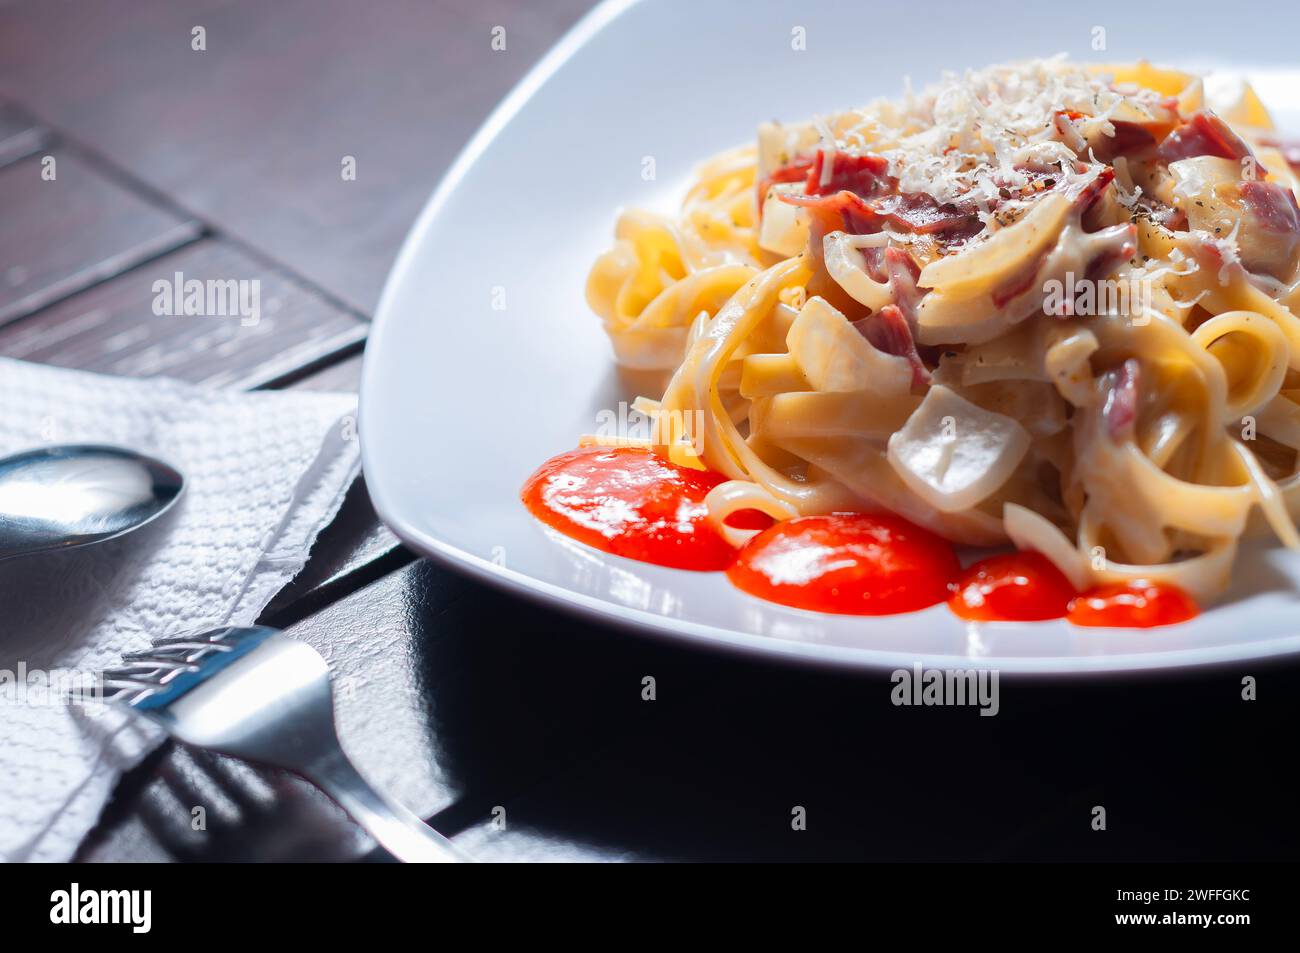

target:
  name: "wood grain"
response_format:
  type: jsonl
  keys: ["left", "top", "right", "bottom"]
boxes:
{"left": 25, "top": 0, "right": 1300, "bottom": 866}
{"left": 0, "top": 0, "right": 597, "bottom": 314}
{"left": 0, "top": 100, "right": 46, "bottom": 168}
{"left": 0, "top": 238, "right": 365, "bottom": 388}
{"left": 86, "top": 548, "right": 1300, "bottom": 863}
{"left": 0, "top": 149, "right": 200, "bottom": 326}
{"left": 445, "top": 648, "right": 1300, "bottom": 862}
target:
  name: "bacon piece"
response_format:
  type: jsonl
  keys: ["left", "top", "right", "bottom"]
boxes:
{"left": 1157, "top": 111, "right": 1256, "bottom": 165}
{"left": 860, "top": 243, "right": 888, "bottom": 282}
{"left": 991, "top": 251, "right": 1048, "bottom": 309}
{"left": 782, "top": 188, "right": 879, "bottom": 231}
{"left": 884, "top": 246, "right": 923, "bottom": 326}
{"left": 1092, "top": 121, "right": 1158, "bottom": 163}
{"left": 1101, "top": 358, "right": 1140, "bottom": 441}
{"left": 755, "top": 157, "right": 815, "bottom": 221}
{"left": 853, "top": 304, "right": 930, "bottom": 388}
{"left": 775, "top": 151, "right": 980, "bottom": 239}
{"left": 1084, "top": 223, "right": 1139, "bottom": 283}
{"left": 1238, "top": 180, "right": 1300, "bottom": 279}
{"left": 1240, "top": 180, "right": 1300, "bottom": 234}
{"left": 783, "top": 188, "right": 979, "bottom": 240}
{"left": 1072, "top": 166, "right": 1116, "bottom": 215}
{"left": 796, "top": 195, "right": 892, "bottom": 281}
{"left": 794, "top": 194, "right": 872, "bottom": 281}
{"left": 872, "top": 192, "right": 982, "bottom": 236}
{"left": 803, "top": 151, "right": 892, "bottom": 198}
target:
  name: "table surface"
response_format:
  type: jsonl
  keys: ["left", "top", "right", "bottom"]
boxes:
{"left": 3, "top": 0, "right": 1299, "bottom": 863}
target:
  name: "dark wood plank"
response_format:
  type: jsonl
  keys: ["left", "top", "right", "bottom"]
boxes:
{"left": 0, "top": 100, "right": 46, "bottom": 167}
{"left": 282, "top": 350, "right": 365, "bottom": 393}
{"left": 257, "top": 480, "right": 408, "bottom": 625}
{"left": 80, "top": 529, "right": 1300, "bottom": 862}
{"left": 0, "top": 0, "right": 597, "bottom": 314}
{"left": 297, "top": 557, "right": 672, "bottom": 831}
{"left": 0, "top": 238, "right": 366, "bottom": 388}
{"left": 2, "top": 0, "right": 618, "bottom": 863}
{"left": 448, "top": 653, "right": 1300, "bottom": 863}
{"left": 0, "top": 149, "right": 200, "bottom": 325}
{"left": 86, "top": 551, "right": 1300, "bottom": 863}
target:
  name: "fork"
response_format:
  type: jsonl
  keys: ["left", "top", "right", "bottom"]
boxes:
{"left": 100, "top": 625, "right": 466, "bottom": 863}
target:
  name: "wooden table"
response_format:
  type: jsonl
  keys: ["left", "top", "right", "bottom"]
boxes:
{"left": 3, "top": 0, "right": 1298, "bottom": 863}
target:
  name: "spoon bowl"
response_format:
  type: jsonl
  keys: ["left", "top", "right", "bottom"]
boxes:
{"left": 0, "top": 445, "right": 184, "bottom": 562}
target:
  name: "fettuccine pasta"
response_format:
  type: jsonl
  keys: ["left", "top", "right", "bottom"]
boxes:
{"left": 584, "top": 58, "right": 1300, "bottom": 605}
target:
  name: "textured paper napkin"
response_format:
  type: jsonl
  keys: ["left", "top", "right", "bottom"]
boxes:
{"left": 0, "top": 357, "right": 360, "bottom": 861}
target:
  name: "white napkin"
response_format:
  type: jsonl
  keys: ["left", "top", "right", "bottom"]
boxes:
{"left": 0, "top": 357, "right": 361, "bottom": 861}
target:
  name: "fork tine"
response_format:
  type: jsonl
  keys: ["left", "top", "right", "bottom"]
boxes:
{"left": 98, "top": 672, "right": 166, "bottom": 704}
{"left": 100, "top": 675, "right": 163, "bottom": 692}
{"left": 122, "top": 644, "right": 210, "bottom": 663}
{"left": 104, "top": 660, "right": 179, "bottom": 677}
{"left": 165, "top": 639, "right": 231, "bottom": 655}
{"left": 99, "top": 658, "right": 196, "bottom": 705}
{"left": 121, "top": 646, "right": 187, "bottom": 663}
{"left": 153, "top": 626, "right": 238, "bottom": 647}
{"left": 100, "top": 627, "right": 263, "bottom": 708}
{"left": 100, "top": 661, "right": 147, "bottom": 678}
{"left": 100, "top": 661, "right": 193, "bottom": 694}
{"left": 118, "top": 655, "right": 199, "bottom": 671}
{"left": 149, "top": 640, "right": 234, "bottom": 653}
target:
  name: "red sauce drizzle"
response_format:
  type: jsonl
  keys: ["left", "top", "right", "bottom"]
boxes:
{"left": 727, "top": 514, "right": 959, "bottom": 615}
{"left": 1066, "top": 583, "right": 1199, "bottom": 629}
{"left": 521, "top": 448, "right": 1203, "bottom": 627}
{"left": 520, "top": 446, "right": 737, "bottom": 571}
{"left": 948, "top": 551, "right": 1078, "bottom": 622}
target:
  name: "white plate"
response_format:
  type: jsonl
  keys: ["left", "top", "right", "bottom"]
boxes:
{"left": 362, "top": 0, "right": 1300, "bottom": 674}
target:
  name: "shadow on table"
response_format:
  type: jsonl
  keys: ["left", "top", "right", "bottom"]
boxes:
{"left": 79, "top": 743, "right": 369, "bottom": 862}
{"left": 403, "top": 562, "right": 1300, "bottom": 862}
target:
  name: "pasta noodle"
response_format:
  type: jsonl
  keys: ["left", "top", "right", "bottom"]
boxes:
{"left": 584, "top": 58, "right": 1300, "bottom": 604}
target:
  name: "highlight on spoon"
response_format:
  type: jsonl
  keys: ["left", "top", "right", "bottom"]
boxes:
{"left": 0, "top": 444, "right": 185, "bottom": 558}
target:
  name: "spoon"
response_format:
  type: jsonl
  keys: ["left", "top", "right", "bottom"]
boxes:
{"left": 0, "top": 445, "right": 184, "bottom": 562}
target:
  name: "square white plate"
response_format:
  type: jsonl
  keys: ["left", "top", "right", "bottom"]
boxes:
{"left": 361, "top": 0, "right": 1300, "bottom": 673}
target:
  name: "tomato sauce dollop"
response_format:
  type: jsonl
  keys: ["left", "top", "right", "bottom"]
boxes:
{"left": 521, "top": 447, "right": 1201, "bottom": 628}
{"left": 727, "top": 513, "right": 960, "bottom": 615}
{"left": 948, "top": 551, "right": 1079, "bottom": 622}
{"left": 520, "top": 446, "right": 738, "bottom": 571}
{"left": 1067, "top": 582, "right": 1199, "bottom": 628}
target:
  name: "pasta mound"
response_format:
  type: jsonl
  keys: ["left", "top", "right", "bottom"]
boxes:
{"left": 584, "top": 58, "right": 1300, "bottom": 603}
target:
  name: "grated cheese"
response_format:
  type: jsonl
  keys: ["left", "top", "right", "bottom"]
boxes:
{"left": 832, "top": 58, "right": 1166, "bottom": 218}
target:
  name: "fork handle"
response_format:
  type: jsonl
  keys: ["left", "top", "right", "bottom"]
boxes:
{"left": 308, "top": 748, "right": 467, "bottom": 863}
